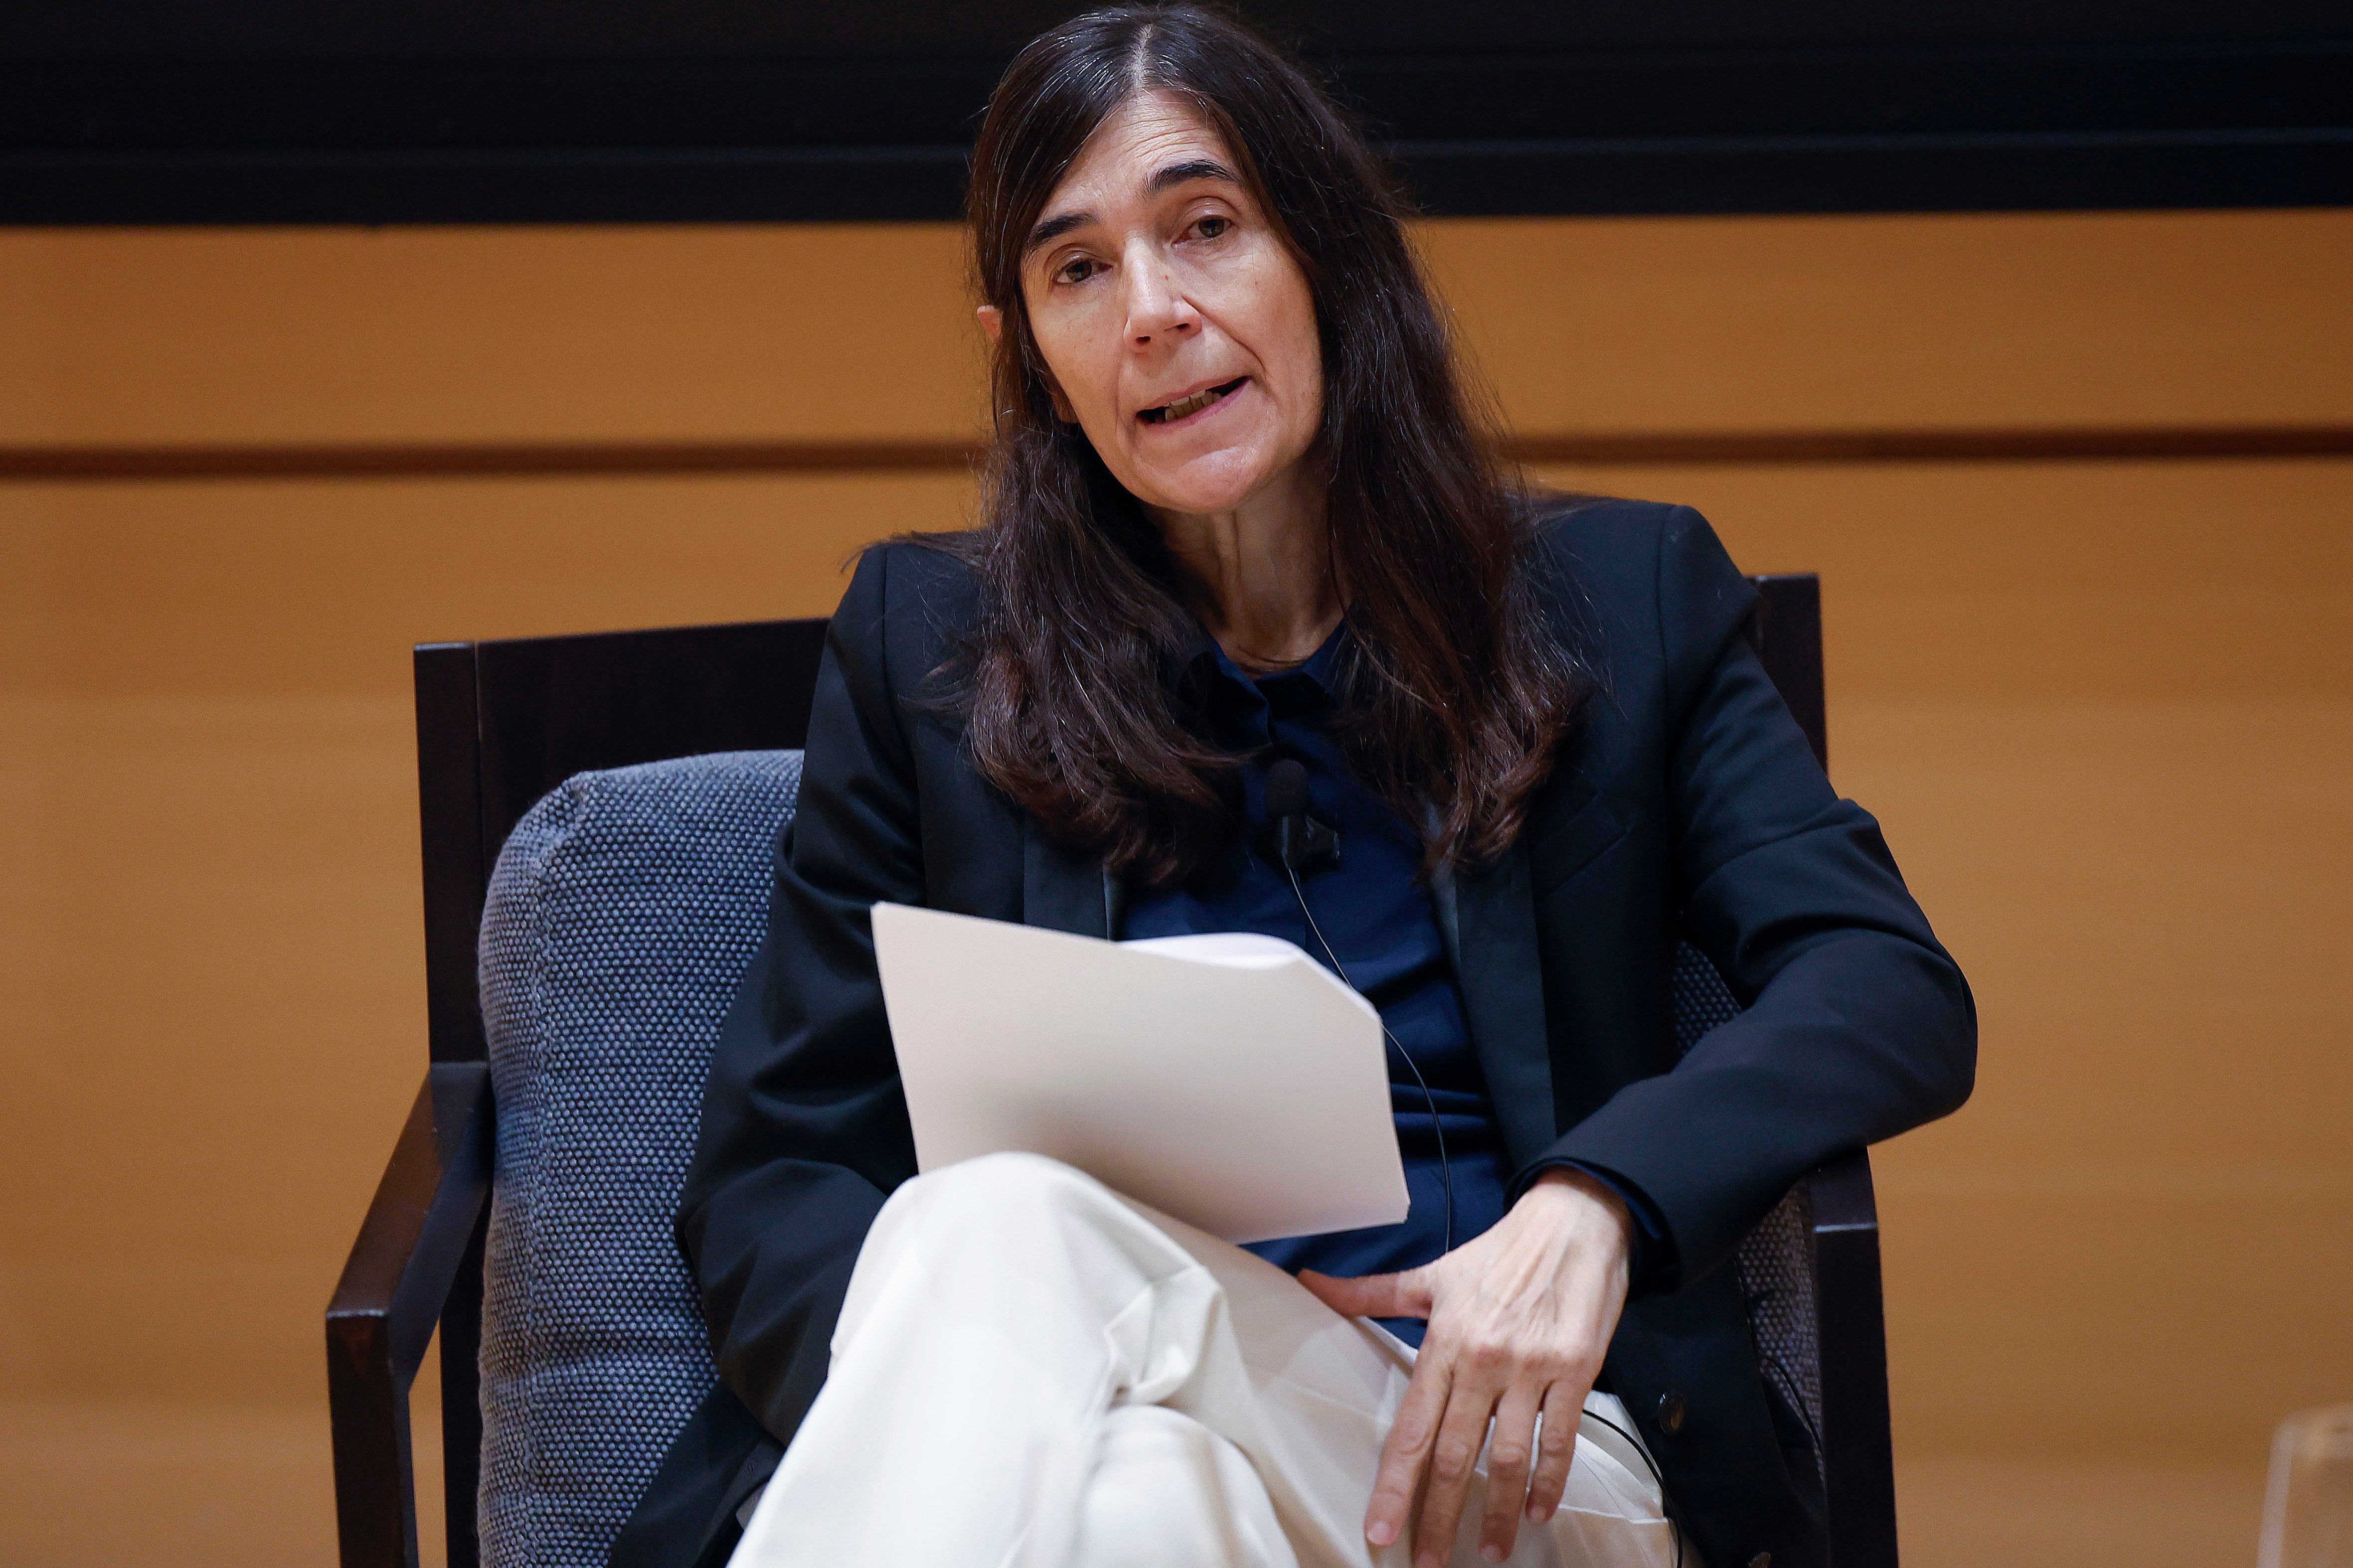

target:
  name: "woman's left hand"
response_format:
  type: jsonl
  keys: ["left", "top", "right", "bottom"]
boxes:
{"left": 1298, "top": 1167, "right": 1634, "bottom": 1567}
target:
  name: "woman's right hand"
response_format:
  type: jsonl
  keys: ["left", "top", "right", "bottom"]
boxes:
{"left": 1300, "top": 1167, "right": 1635, "bottom": 1567}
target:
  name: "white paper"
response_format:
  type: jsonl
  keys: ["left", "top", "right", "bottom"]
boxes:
{"left": 871, "top": 901, "right": 1409, "bottom": 1245}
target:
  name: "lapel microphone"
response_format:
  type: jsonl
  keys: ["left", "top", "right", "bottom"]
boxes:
{"left": 1263, "top": 759, "right": 1342, "bottom": 873}
{"left": 1260, "top": 757, "right": 1453, "bottom": 1256}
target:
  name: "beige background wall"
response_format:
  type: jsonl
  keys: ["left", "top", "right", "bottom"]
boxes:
{"left": 2, "top": 210, "right": 2349, "bottom": 1567}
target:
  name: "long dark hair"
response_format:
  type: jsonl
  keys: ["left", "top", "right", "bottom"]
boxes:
{"left": 951, "top": 2, "right": 1585, "bottom": 885}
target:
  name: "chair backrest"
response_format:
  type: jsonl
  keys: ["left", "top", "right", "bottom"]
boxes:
{"left": 410, "top": 618, "right": 828, "bottom": 1568}
{"left": 413, "top": 572, "right": 1877, "bottom": 1568}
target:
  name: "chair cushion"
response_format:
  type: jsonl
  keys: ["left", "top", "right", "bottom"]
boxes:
{"left": 476, "top": 750, "right": 802, "bottom": 1568}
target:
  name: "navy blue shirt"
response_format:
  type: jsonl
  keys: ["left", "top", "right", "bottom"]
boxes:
{"left": 1122, "top": 626, "right": 1511, "bottom": 1343}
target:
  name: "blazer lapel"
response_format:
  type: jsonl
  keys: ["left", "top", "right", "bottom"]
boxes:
{"left": 1434, "top": 840, "right": 1557, "bottom": 1170}
{"left": 1021, "top": 815, "right": 1118, "bottom": 938}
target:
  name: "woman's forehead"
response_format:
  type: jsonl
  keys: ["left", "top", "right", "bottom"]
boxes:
{"left": 1042, "top": 91, "right": 1239, "bottom": 218}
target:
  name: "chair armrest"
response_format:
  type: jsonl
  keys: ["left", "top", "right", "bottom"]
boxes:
{"left": 326, "top": 1062, "right": 493, "bottom": 1568}
{"left": 1805, "top": 1150, "right": 1899, "bottom": 1568}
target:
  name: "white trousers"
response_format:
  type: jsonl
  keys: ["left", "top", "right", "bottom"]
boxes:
{"left": 730, "top": 1152, "right": 1683, "bottom": 1568}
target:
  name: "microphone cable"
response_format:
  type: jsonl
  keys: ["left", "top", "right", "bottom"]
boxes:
{"left": 1267, "top": 762, "right": 1679, "bottom": 1561}
{"left": 1264, "top": 760, "right": 1454, "bottom": 1257}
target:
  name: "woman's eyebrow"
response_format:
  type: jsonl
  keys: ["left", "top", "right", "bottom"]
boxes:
{"left": 1024, "top": 210, "right": 1095, "bottom": 254}
{"left": 1147, "top": 158, "right": 1239, "bottom": 193}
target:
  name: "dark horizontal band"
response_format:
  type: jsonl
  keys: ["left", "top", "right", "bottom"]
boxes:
{"left": 7, "top": 129, "right": 2352, "bottom": 224}
{"left": 5, "top": 426, "right": 2349, "bottom": 482}
{"left": 4, "top": 28, "right": 2349, "bottom": 223}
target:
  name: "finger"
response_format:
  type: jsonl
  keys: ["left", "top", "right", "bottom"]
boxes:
{"left": 1298, "top": 1266, "right": 1434, "bottom": 1322}
{"left": 1523, "top": 1380, "right": 1584, "bottom": 1526}
{"left": 1365, "top": 1341, "right": 1453, "bottom": 1550}
{"left": 1477, "top": 1381, "right": 1545, "bottom": 1562}
{"left": 1414, "top": 1368, "right": 1503, "bottom": 1568}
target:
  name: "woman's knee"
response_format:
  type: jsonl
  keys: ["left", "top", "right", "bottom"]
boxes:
{"left": 881, "top": 1150, "right": 1114, "bottom": 1231}
{"left": 851, "top": 1152, "right": 1217, "bottom": 1341}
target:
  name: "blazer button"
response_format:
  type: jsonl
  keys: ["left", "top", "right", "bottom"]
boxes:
{"left": 1657, "top": 1390, "right": 1688, "bottom": 1434}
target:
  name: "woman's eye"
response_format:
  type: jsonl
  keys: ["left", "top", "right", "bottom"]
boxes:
{"left": 1056, "top": 257, "right": 1101, "bottom": 285}
{"left": 1195, "top": 215, "right": 1231, "bottom": 239}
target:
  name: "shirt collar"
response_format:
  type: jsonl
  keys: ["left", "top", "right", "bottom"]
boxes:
{"left": 1178, "top": 619, "right": 1349, "bottom": 704}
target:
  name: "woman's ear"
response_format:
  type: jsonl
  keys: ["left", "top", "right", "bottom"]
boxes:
{"left": 977, "top": 302, "right": 1078, "bottom": 424}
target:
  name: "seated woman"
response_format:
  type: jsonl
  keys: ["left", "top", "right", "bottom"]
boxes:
{"left": 613, "top": 7, "right": 1974, "bottom": 1568}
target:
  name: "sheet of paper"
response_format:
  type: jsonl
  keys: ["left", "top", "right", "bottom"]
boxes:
{"left": 871, "top": 901, "right": 1409, "bottom": 1245}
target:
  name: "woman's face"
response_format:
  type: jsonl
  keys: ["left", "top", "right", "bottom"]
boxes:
{"left": 1005, "top": 91, "right": 1324, "bottom": 518}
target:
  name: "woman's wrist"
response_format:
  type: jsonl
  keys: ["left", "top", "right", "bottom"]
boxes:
{"left": 1525, "top": 1166, "right": 1636, "bottom": 1270}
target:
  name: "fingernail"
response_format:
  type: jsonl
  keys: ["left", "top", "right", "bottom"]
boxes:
{"left": 1483, "top": 1547, "right": 1507, "bottom": 1564}
{"left": 1367, "top": 1520, "right": 1396, "bottom": 1547}
{"left": 1526, "top": 1501, "right": 1549, "bottom": 1522}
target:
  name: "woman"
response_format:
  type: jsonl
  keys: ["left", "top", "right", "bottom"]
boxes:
{"left": 612, "top": 7, "right": 1974, "bottom": 1568}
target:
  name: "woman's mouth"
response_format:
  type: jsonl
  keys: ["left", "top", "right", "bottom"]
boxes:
{"left": 1140, "top": 377, "right": 1248, "bottom": 425}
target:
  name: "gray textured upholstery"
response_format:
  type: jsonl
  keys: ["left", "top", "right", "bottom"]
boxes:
{"left": 469, "top": 750, "right": 1817, "bottom": 1568}
{"left": 477, "top": 751, "right": 803, "bottom": 1568}
{"left": 1676, "top": 941, "right": 1824, "bottom": 1458}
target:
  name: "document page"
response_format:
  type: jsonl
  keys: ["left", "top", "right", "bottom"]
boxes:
{"left": 871, "top": 901, "right": 1409, "bottom": 1245}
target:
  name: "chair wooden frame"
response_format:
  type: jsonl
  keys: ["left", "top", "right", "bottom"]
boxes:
{"left": 326, "top": 575, "right": 1898, "bottom": 1568}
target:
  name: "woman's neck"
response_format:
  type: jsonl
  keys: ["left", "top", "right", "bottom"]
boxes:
{"left": 1148, "top": 465, "right": 1340, "bottom": 674}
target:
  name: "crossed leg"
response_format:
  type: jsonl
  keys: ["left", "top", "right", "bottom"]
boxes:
{"left": 731, "top": 1152, "right": 1684, "bottom": 1568}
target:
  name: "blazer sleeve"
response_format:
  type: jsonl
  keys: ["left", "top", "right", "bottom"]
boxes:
{"left": 676, "top": 544, "right": 924, "bottom": 1444}
{"left": 1542, "top": 507, "right": 1978, "bottom": 1287}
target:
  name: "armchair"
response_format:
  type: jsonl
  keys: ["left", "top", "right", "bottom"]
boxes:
{"left": 326, "top": 577, "right": 1899, "bottom": 1568}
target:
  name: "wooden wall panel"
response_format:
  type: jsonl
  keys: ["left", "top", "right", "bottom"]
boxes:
{"left": 2, "top": 211, "right": 2348, "bottom": 451}
{"left": 0, "top": 471, "right": 972, "bottom": 698}
{"left": 0, "top": 473, "right": 974, "bottom": 1418}
{"left": 2, "top": 211, "right": 2348, "bottom": 1568}
{"left": 0, "top": 226, "right": 988, "bottom": 447}
{"left": 1434, "top": 212, "right": 2353, "bottom": 435}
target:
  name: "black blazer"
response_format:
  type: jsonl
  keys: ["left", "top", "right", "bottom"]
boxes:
{"left": 611, "top": 498, "right": 1976, "bottom": 1568}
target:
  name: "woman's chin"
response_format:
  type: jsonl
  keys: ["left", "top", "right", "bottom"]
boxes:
{"left": 1122, "top": 448, "right": 1291, "bottom": 518}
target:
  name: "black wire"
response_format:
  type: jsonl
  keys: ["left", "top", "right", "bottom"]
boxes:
{"left": 1281, "top": 862, "right": 1688, "bottom": 1566}
{"left": 1577, "top": 1408, "right": 1685, "bottom": 1568}
{"left": 1277, "top": 857, "right": 1454, "bottom": 1258}
{"left": 1275, "top": 819, "right": 1679, "bottom": 1559}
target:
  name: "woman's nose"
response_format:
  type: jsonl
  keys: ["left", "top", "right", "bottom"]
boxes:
{"left": 1123, "top": 261, "right": 1199, "bottom": 348}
